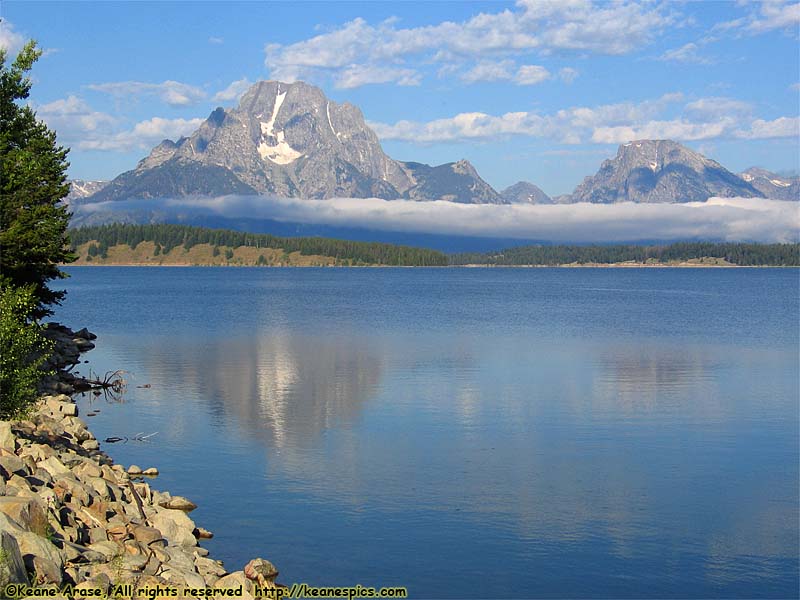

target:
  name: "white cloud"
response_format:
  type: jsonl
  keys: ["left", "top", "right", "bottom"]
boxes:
{"left": 212, "top": 78, "right": 253, "bottom": 102}
{"left": 591, "top": 118, "right": 737, "bottom": 144}
{"left": 209, "top": 36, "right": 224, "bottom": 45}
{"left": 371, "top": 92, "right": 798, "bottom": 146}
{"left": 334, "top": 64, "right": 421, "bottom": 89}
{"left": 659, "top": 42, "right": 713, "bottom": 65}
{"left": 558, "top": 67, "right": 579, "bottom": 83}
{"left": 790, "top": 82, "right": 800, "bottom": 91}
{"left": 37, "top": 96, "right": 118, "bottom": 144}
{"left": 0, "top": 19, "right": 25, "bottom": 55}
{"left": 78, "top": 117, "right": 204, "bottom": 151}
{"left": 684, "top": 97, "right": 752, "bottom": 120}
{"left": 88, "top": 80, "right": 207, "bottom": 107}
{"left": 460, "top": 60, "right": 515, "bottom": 83}
{"left": 371, "top": 93, "right": 685, "bottom": 144}
{"left": 264, "top": 2, "right": 673, "bottom": 88}
{"left": 515, "top": 65, "right": 551, "bottom": 85}
{"left": 736, "top": 116, "right": 800, "bottom": 139}
{"left": 716, "top": 0, "right": 800, "bottom": 35}
{"left": 73, "top": 195, "right": 800, "bottom": 244}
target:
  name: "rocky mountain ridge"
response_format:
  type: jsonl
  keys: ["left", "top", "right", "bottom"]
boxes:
{"left": 87, "top": 81, "right": 507, "bottom": 205}
{"left": 76, "top": 81, "right": 796, "bottom": 206}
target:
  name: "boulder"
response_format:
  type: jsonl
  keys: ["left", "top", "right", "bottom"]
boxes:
{"left": 158, "top": 496, "right": 197, "bottom": 512}
{"left": 149, "top": 510, "right": 197, "bottom": 547}
{"left": 0, "top": 497, "right": 50, "bottom": 536}
{"left": 0, "top": 531, "right": 29, "bottom": 587}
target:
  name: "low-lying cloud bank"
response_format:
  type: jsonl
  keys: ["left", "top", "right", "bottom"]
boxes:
{"left": 72, "top": 196, "right": 800, "bottom": 244}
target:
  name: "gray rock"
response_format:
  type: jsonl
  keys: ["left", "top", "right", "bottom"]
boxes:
{"left": 0, "top": 531, "right": 29, "bottom": 587}
{"left": 84, "top": 80, "right": 503, "bottom": 204}
{"left": 740, "top": 167, "right": 800, "bottom": 201}
{"left": 567, "top": 139, "right": 763, "bottom": 204}
{"left": 500, "top": 181, "right": 552, "bottom": 204}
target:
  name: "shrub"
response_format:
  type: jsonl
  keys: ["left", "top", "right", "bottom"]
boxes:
{"left": 0, "top": 285, "right": 53, "bottom": 418}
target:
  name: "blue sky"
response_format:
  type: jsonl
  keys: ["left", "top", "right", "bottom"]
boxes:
{"left": 2, "top": 1, "right": 798, "bottom": 196}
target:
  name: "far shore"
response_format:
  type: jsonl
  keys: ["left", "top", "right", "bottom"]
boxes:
{"left": 63, "top": 262, "right": 797, "bottom": 269}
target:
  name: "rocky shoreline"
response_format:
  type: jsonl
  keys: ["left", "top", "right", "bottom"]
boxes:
{"left": 0, "top": 326, "right": 279, "bottom": 598}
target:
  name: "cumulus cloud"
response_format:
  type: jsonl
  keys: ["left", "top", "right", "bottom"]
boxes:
{"left": 659, "top": 42, "right": 714, "bottom": 65}
{"left": 264, "top": 2, "right": 673, "bottom": 88}
{"left": 460, "top": 60, "right": 516, "bottom": 83}
{"left": 558, "top": 67, "right": 579, "bottom": 83}
{"left": 735, "top": 116, "right": 800, "bottom": 139}
{"left": 371, "top": 91, "right": 798, "bottom": 145}
{"left": 717, "top": 0, "right": 800, "bottom": 34}
{"left": 78, "top": 117, "right": 204, "bottom": 151}
{"left": 334, "top": 64, "right": 421, "bottom": 89}
{"left": 37, "top": 96, "right": 118, "bottom": 146}
{"left": 87, "top": 80, "right": 207, "bottom": 107}
{"left": 212, "top": 78, "right": 253, "bottom": 102}
{"left": 370, "top": 92, "right": 685, "bottom": 144}
{"left": 73, "top": 195, "right": 800, "bottom": 244}
{"left": 0, "top": 19, "right": 25, "bottom": 55}
{"left": 515, "top": 65, "right": 551, "bottom": 85}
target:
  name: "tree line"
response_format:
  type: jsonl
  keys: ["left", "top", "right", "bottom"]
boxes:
{"left": 69, "top": 223, "right": 449, "bottom": 266}
{"left": 450, "top": 242, "right": 800, "bottom": 266}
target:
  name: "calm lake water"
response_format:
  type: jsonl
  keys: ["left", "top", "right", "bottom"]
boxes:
{"left": 54, "top": 267, "right": 799, "bottom": 599}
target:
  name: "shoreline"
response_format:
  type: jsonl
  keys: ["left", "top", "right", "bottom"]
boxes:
{"left": 0, "top": 325, "right": 279, "bottom": 598}
{"left": 63, "top": 262, "right": 798, "bottom": 269}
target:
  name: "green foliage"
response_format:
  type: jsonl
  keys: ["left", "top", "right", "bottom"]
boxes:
{"left": 69, "top": 223, "right": 449, "bottom": 266}
{"left": 0, "top": 285, "right": 53, "bottom": 418}
{"left": 212, "top": 245, "right": 220, "bottom": 257}
{"left": 451, "top": 242, "right": 800, "bottom": 267}
{"left": 0, "top": 41, "right": 74, "bottom": 316}
{"left": 256, "top": 254, "right": 267, "bottom": 266}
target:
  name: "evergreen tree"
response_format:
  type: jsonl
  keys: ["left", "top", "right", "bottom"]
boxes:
{"left": 0, "top": 41, "right": 74, "bottom": 315}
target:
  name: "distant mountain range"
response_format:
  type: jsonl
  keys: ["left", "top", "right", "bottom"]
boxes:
{"left": 70, "top": 80, "right": 798, "bottom": 206}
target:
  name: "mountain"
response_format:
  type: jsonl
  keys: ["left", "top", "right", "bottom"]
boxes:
{"left": 65, "top": 180, "right": 108, "bottom": 204}
{"left": 568, "top": 139, "right": 763, "bottom": 203}
{"left": 740, "top": 167, "right": 800, "bottom": 201}
{"left": 87, "top": 80, "right": 506, "bottom": 204}
{"left": 401, "top": 160, "right": 501, "bottom": 203}
{"left": 500, "top": 181, "right": 552, "bottom": 204}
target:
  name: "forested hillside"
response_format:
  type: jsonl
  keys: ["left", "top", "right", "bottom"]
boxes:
{"left": 69, "top": 224, "right": 449, "bottom": 266}
{"left": 451, "top": 242, "right": 800, "bottom": 266}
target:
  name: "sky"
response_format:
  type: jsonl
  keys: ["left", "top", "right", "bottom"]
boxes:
{"left": 1, "top": 1, "right": 799, "bottom": 197}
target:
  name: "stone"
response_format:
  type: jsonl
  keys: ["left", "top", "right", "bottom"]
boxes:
{"left": 0, "top": 422, "right": 16, "bottom": 451}
{"left": 244, "top": 558, "right": 278, "bottom": 584}
{"left": 86, "top": 541, "right": 122, "bottom": 562}
{"left": 38, "top": 456, "right": 71, "bottom": 479}
{"left": 142, "top": 467, "right": 158, "bottom": 476}
{"left": 127, "top": 465, "right": 143, "bottom": 476}
{"left": 81, "top": 440, "right": 99, "bottom": 451}
{"left": 131, "top": 525, "right": 166, "bottom": 548}
{"left": 158, "top": 496, "right": 197, "bottom": 512}
{"left": 88, "top": 528, "right": 108, "bottom": 544}
{"left": 193, "top": 527, "right": 213, "bottom": 539}
{"left": 31, "top": 555, "right": 62, "bottom": 584}
{"left": 215, "top": 572, "right": 256, "bottom": 600}
{"left": 0, "top": 497, "right": 50, "bottom": 536}
{"left": 0, "top": 531, "right": 29, "bottom": 587}
{"left": 149, "top": 510, "right": 197, "bottom": 547}
{"left": 0, "top": 455, "right": 29, "bottom": 479}
{"left": 194, "top": 556, "right": 227, "bottom": 579}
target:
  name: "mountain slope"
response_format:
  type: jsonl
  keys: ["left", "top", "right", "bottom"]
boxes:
{"left": 740, "top": 168, "right": 800, "bottom": 201}
{"left": 568, "top": 140, "right": 763, "bottom": 203}
{"left": 500, "top": 181, "right": 552, "bottom": 204}
{"left": 86, "top": 80, "right": 504, "bottom": 204}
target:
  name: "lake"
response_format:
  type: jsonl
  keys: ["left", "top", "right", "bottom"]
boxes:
{"left": 53, "top": 267, "right": 799, "bottom": 598}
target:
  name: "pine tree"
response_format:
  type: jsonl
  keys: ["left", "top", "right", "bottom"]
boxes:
{"left": 0, "top": 41, "right": 74, "bottom": 316}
